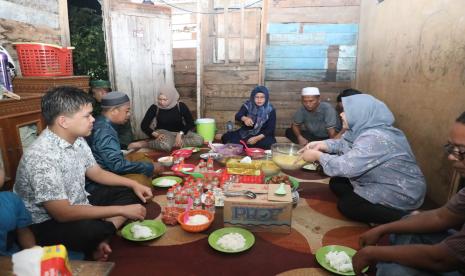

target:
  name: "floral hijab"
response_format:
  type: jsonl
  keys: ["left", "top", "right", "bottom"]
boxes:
{"left": 239, "top": 86, "right": 274, "bottom": 138}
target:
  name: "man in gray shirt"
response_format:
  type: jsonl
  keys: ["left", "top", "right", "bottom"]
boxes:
{"left": 285, "top": 87, "right": 338, "bottom": 145}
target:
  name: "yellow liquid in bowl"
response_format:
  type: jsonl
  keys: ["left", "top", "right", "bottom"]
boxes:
{"left": 272, "top": 154, "right": 306, "bottom": 170}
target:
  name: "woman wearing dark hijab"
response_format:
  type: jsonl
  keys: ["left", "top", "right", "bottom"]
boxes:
{"left": 221, "top": 86, "right": 277, "bottom": 149}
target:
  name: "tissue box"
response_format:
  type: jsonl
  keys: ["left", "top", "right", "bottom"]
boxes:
{"left": 223, "top": 183, "right": 292, "bottom": 234}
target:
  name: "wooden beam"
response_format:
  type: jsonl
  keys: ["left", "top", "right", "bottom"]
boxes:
{"left": 101, "top": 0, "right": 116, "bottom": 89}
{"left": 258, "top": 0, "right": 269, "bottom": 85}
{"left": 224, "top": 3, "right": 229, "bottom": 64}
{"left": 271, "top": 0, "right": 361, "bottom": 8}
{"left": 58, "top": 0, "right": 70, "bottom": 46}
{"left": 239, "top": 2, "right": 245, "bottom": 65}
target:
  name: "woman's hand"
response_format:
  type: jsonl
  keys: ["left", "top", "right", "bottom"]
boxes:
{"left": 300, "top": 149, "right": 323, "bottom": 163}
{"left": 156, "top": 133, "right": 167, "bottom": 143}
{"left": 247, "top": 135, "right": 263, "bottom": 145}
{"left": 174, "top": 133, "right": 183, "bottom": 148}
{"left": 298, "top": 141, "right": 328, "bottom": 154}
{"left": 242, "top": 116, "right": 254, "bottom": 127}
{"left": 128, "top": 140, "right": 148, "bottom": 149}
{"left": 308, "top": 141, "right": 328, "bottom": 152}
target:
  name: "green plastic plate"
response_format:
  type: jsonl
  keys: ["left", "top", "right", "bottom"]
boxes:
{"left": 208, "top": 227, "right": 255, "bottom": 253}
{"left": 315, "top": 245, "right": 368, "bottom": 275}
{"left": 265, "top": 175, "right": 299, "bottom": 190}
{"left": 121, "top": 220, "right": 166, "bottom": 241}
{"left": 152, "top": 176, "right": 182, "bottom": 188}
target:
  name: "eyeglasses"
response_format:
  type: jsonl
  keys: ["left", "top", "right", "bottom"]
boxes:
{"left": 444, "top": 142, "right": 465, "bottom": 160}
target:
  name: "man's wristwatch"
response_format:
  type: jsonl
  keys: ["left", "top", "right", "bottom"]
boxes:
{"left": 179, "top": 131, "right": 184, "bottom": 136}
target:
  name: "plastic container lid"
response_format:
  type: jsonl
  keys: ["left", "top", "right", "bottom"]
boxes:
{"left": 196, "top": 118, "right": 215, "bottom": 124}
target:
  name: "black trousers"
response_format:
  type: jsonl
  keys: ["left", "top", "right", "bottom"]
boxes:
{"left": 284, "top": 128, "right": 328, "bottom": 144}
{"left": 30, "top": 219, "right": 116, "bottom": 258}
{"left": 329, "top": 177, "right": 408, "bottom": 224}
{"left": 31, "top": 185, "right": 142, "bottom": 258}
{"left": 87, "top": 184, "right": 143, "bottom": 206}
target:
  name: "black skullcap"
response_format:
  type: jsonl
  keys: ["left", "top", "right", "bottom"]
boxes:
{"left": 101, "top": 91, "right": 130, "bottom": 108}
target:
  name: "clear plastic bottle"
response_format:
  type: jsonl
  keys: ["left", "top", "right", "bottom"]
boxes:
{"left": 195, "top": 178, "right": 204, "bottom": 193}
{"left": 193, "top": 192, "right": 202, "bottom": 210}
{"left": 207, "top": 157, "right": 214, "bottom": 172}
{"left": 204, "top": 192, "right": 216, "bottom": 214}
{"left": 166, "top": 188, "right": 175, "bottom": 208}
{"left": 226, "top": 120, "right": 234, "bottom": 132}
{"left": 198, "top": 159, "right": 207, "bottom": 172}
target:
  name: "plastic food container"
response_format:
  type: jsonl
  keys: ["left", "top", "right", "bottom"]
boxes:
{"left": 177, "top": 210, "right": 214, "bottom": 233}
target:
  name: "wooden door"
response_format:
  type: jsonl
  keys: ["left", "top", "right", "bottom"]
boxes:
{"left": 102, "top": 1, "right": 174, "bottom": 139}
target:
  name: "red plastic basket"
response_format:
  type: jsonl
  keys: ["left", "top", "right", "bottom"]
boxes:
{"left": 13, "top": 43, "right": 74, "bottom": 77}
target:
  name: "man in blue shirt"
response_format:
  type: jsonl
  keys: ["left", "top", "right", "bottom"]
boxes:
{"left": 86, "top": 91, "right": 162, "bottom": 193}
{"left": 0, "top": 152, "right": 35, "bottom": 256}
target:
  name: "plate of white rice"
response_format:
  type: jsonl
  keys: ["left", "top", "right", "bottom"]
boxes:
{"left": 208, "top": 227, "right": 255, "bottom": 253}
{"left": 121, "top": 220, "right": 167, "bottom": 241}
{"left": 315, "top": 245, "right": 368, "bottom": 275}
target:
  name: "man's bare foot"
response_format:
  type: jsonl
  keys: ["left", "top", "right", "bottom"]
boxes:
{"left": 92, "top": 241, "right": 112, "bottom": 261}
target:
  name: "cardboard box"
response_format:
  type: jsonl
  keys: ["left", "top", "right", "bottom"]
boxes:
{"left": 223, "top": 184, "right": 292, "bottom": 234}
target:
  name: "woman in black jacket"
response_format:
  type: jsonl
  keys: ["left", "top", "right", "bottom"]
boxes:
{"left": 139, "top": 85, "right": 203, "bottom": 152}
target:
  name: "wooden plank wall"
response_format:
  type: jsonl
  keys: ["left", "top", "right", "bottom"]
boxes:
{"left": 171, "top": 1, "right": 198, "bottom": 117}
{"left": 203, "top": 65, "right": 259, "bottom": 133}
{"left": 0, "top": 0, "right": 64, "bottom": 74}
{"left": 103, "top": 1, "right": 173, "bottom": 139}
{"left": 265, "top": 0, "right": 360, "bottom": 135}
{"left": 356, "top": 0, "right": 465, "bottom": 205}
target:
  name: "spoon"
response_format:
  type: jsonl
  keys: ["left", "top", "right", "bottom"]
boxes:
{"left": 208, "top": 141, "right": 218, "bottom": 152}
{"left": 181, "top": 170, "right": 205, "bottom": 178}
{"left": 224, "top": 190, "right": 257, "bottom": 199}
{"left": 239, "top": 140, "right": 250, "bottom": 151}
{"left": 275, "top": 183, "right": 287, "bottom": 196}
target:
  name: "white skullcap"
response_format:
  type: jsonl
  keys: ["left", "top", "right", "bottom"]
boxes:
{"left": 301, "top": 87, "right": 320, "bottom": 96}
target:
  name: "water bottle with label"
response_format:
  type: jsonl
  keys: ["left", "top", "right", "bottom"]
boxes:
{"left": 0, "top": 52, "right": 12, "bottom": 95}
{"left": 226, "top": 121, "right": 234, "bottom": 132}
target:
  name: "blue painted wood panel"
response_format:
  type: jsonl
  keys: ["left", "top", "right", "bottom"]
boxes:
{"left": 303, "top": 24, "right": 358, "bottom": 33}
{"left": 337, "top": 57, "right": 356, "bottom": 70}
{"left": 266, "top": 45, "right": 329, "bottom": 58}
{"left": 265, "top": 70, "right": 355, "bottom": 82}
{"left": 266, "top": 57, "right": 356, "bottom": 70}
{"left": 264, "top": 23, "right": 358, "bottom": 82}
{"left": 339, "top": 45, "right": 357, "bottom": 57}
{"left": 327, "top": 33, "right": 358, "bottom": 45}
{"left": 266, "top": 45, "right": 357, "bottom": 59}
{"left": 269, "top": 33, "right": 357, "bottom": 46}
{"left": 268, "top": 23, "right": 300, "bottom": 34}
{"left": 266, "top": 58, "right": 328, "bottom": 70}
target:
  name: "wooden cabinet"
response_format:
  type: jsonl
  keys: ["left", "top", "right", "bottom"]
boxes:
{"left": 0, "top": 94, "right": 44, "bottom": 190}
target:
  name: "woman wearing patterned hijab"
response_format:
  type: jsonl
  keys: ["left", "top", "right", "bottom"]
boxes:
{"left": 299, "top": 94, "right": 426, "bottom": 224}
{"left": 140, "top": 84, "right": 203, "bottom": 152}
{"left": 221, "top": 86, "right": 276, "bottom": 149}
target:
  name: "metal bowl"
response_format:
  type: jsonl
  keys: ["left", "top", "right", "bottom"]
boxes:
{"left": 200, "top": 152, "right": 223, "bottom": 160}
